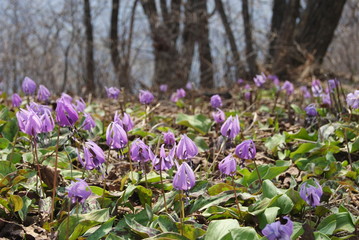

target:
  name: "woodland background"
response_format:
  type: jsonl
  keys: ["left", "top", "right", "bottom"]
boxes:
{"left": 0, "top": 0, "right": 357, "bottom": 95}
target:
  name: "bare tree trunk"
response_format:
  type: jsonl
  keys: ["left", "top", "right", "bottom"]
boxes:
{"left": 242, "top": 0, "right": 258, "bottom": 76}
{"left": 267, "top": 0, "right": 287, "bottom": 63}
{"left": 196, "top": 0, "right": 214, "bottom": 88}
{"left": 141, "top": 0, "right": 183, "bottom": 89}
{"left": 181, "top": 0, "right": 196, "bottom": 84}
{"left": 295, "top": 0, "right": 347, "bottom": 65}
{"left": 271, "top": 0, "right": 300, "bottom": 79}
{"left": 215, "top": 0, "right": 244, "bottom": 80}
{"left": 83, "top": 0, "right": 95, "bottom": 94}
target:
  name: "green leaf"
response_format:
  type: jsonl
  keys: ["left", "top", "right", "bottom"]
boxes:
{"left": 69, "top": 220, "right": 98, "bottom": 240}
{"left": 9, "top": 194, "right": 23, "bottom": 212}
{"left": 124, "top": 216, "right": 161, "bottom": 238}
{"left": 136, "top": 185, "right": 153, "bottom": 207}
{"left": 204, "top": 219, "right": 240, "bottom": 240}
{"left": 18, "top": 196, "right": 33, "bottom": 222}
{"left": 58, "top": 216, "right": 81, "bottom": 240}
{"left": 0, "top": 161, "right": 16, "bottom": 177}
{"left": 313, "top": 232, "right": 331, "bottom": 240}
{"left": 7, "top": 152, "right": 22, "bottom": 164}
{"left": 208, "top": 183, "right": 234, "bottom": 196}
{"left": 265, "top": 133, "right": 286, "bottom": 154}
{"left": 221, "top": 227, "right": 260, "bottom": 240}
{"left": 1, "top": 118, "right": 19, "bottom": 141}
{"left": 317, "top": 212, "right": 355, "bottom": 235}
{"left": 262, "top": 180, "right": 282, "bottom": 198}
{"left": 176, "top": 113, "right": 212, "bottom": 134}
{"left": 86, "top": 217, "right": 115, "bottom": 240}
{"left": 0, "top": 138, "right": 10, "bottom": 149}
{"left": 81, "top": 208, "right": 110, "bottom": 222}
{"left": 105, "top": 233, "right": 125, "bottom": 240}
{"left": 258, "top": 207, "right": 280, "bottom": 229}
{"left": 158, "top": 215, "right": 178, "bottom": 233}
{"left": 147, "top": 232, "right": 189, "bottom": 240}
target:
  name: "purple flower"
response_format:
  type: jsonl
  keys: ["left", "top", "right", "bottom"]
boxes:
{"left": 321, "top": 91, "right": 331, "bottom": 105}
{"left": 114, "top": 111, "right": 134, "bottom": 132}
{"left": 177, "top": 88, "right": 186, "bottom": 99}
{"left": 16, "top": 109, "right": 42, "bottom": 136}
{"left": 210, "top": 94, "right": 222, "bottom": 108}
{"left": 173, "top": 162, "right": 196, "bottom": 191}
{"left": 39, "top": 108, "right": 55, "bottom": 133}
{"left": 218, "top": 154, "right": 237, "bottom": 176}
{"left": 300, "top": 86, "right": 311, "bottom": 99}
{"left": 163, "top": 131, "right": 176, "bottom": 146}
{"left": 79, "top": 141, "right": 106, "bottom": 170}
{"left": 106, "top": 122, "right": 128, "bottom": 149}
{"left": 268, "top": 75, "right": 280, "bottom": 90}
{"left": 253, "top": 73, "right": 266, "bottom": 87}
{"left": 328, "top": 79, "right": 338, "bottom": 92}
{"left": 153, "top": 144, "right": 175, "bottom": 171}
{"left": 220, "top": 115, "right": 240, "bottom": 139}
{"left": 12, "top": 93, "right": 22, "bottom": 107}
{"left": 61, "top": 93, "right": 73, "bottom": 103}
{"left": 300, "top": 180, "right": 323, "bottom": 207}
{"left": 311, "top": 79, "right": 323, "bottom": 97}
{"left": 105, "top": 87, "right": 120, "bottom": 99}
{"left": 262, "top": 217, "right": 293, "bottom": 240}
{"left": 346, "top": 90, "right": 359, "bottom": 109}
{"left": 212, "top": 108, "right": 225, "bottom": 123}
{"left": 26, "top": 102, "right": 50, "bottom": 115}
{"left": 81, "top": 113, "right": 96, "bottom": 131}
{"left": 75, "top": 98, "right": 86, "bottom": 112}
{"left": 281, "top": 81, "right": 294, "bottom": 95}
{"left": 244, "top": 84, "right": 251, "bottom": 101}
{"left": 305, "top": 104, "right": 317, "bottom": 117}
{"left": 37, "top": 85, "right": 51, "bottom": 102}
{"left": 22, "top": 77, "right": 37, "bottom": 95}
{"left": 139, "top": 90, "right": 154, "bottom": 105}
{"left": 130, "top": 139, "right": 152, "bottom": 162}
{"left": 186, "top": 82, "right": 193, "bottom": 90}
{"left": 160, "top": 84, "right": 168, "bottom": 92}
{"left": 235, "top": 139, "right": 256, "bottom": 159}
{"left": 237, "top": 79, "right": 244, "bottom": 85}
{"left": 176, "top": 134, "right": 198, "bottom": 160}
{"left": 56, "top": 97, "right": 79, "bottom": 127}
{"left": 67, "top": 179, "right": 92, "bottom": 204}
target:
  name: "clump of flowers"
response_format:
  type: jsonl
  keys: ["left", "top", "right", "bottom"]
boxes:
{"left": 173, "top": 162, "right": 196, "bottom": 191}
{"left": 346, "top": 90, "right": 359, "bottom": 109}
{"left": 22, "top": 77, "right": 37, "bottom": 95}
{"left": 221, "top": 115, "right": 240, "bottom": 139}
{"left": 37, "top": 85, "right": 51, "bottom": 102}
{"left": 139, "top": 90, "right": 154, "bottom": 105}
{"left": 262, "top": 217, "right": 293, "bottom": 240}
{"left": 311, "top": 79, "right": 323, "bottom": 97}
{"left": 281, "top": 81, "right": 294, "bottom": 95}
{"left": 253, "top": 73, "right": 266, "bottom": 87}
{"left": 210, "top": 94, "right": 222, "bottom": 108}
{"left": 212, "top": 108, "right": 225, "bottom": 123}
{"left": 79, "top": 141, "right": 106, "bottom": 170}
{"left": 12, "top": 93, "right": 22, "bottom": 107}
{"left": 160, "top": 84, "right": 168, "bottom": 92}
{"left": 176, "top": 134, "right": 198, "bottom": 160}
{"left": 67, "top": 179, "right": 92, "bottom": 204}
{"left": 304, "top": 104, "right": 317, "bottom": 117}
{"left": 105, "top": 87, "right": 120, "bottom": 99}
{"left": 300, "top": 180, "right": 323, "bottom": 207}
{"left": 218, "top": 154, "right": 237, "bottom": 176}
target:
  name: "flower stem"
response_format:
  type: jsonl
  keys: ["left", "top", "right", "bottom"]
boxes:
{"left": 180, "top": 190, "right": 185, "bottom": 236}
{"left": 232, "top": 177, "right": 243, "bottom": 220}
{"left": 50, "top": 127, "right": 61, "bottom": 222}
{"left": 32, "top": 136, "right": 43, "bottom": 197}
{"left": 159, "top": 167, "right": 168, "bottom": 213}
{"left": 102, "top": 149, "right": 111, "bottom": 202}
{"left": 208, "top": 137, "right": 227, "bottom": 177}
{"left": 252, "top": 158, "right": 263, "bottom": 187}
